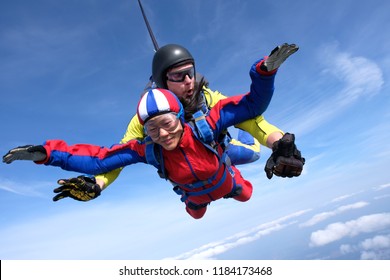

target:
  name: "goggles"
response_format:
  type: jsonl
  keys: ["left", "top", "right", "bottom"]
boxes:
{"left": 166, "top": 66, "right": 195, "bottom": 83}
{"left": 144, "top": 113, "right": 181, "bottom": 138}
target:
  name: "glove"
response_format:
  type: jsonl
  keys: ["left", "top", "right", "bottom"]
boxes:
{"left": 264, "top": 133, "right": 305, "bottom": 179}
{"left": 53, "top": 175, "right": 102, "bottom": 202}
{"left": 263, "top": 43, "right": 299, "bottom": 72}
{"left": 3, "top": 145, "right": 47, "bottom": 164}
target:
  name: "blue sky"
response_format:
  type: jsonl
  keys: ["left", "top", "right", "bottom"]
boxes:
{"left": 1, "top": 0, "right": 390, "bottom": 260}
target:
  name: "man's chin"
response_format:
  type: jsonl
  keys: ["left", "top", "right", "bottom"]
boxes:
{"left": 181, "top": 95, "right": 195, "bottom": 106}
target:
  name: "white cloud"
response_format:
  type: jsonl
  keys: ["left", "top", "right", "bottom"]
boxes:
{"left": 331, "top": 192, "right": 362, "bottom": 203}
{"left": 0, "top": 194, "right": 188, "bottom": 259}
{"left": 0, "top": 178, "right": 52, "bottom": 198}
{"left": 340, "top": 244, "right": 355, "bottom": 255}
{"left": 300, "top": 201, "right": 369, "bottom": 227}
{"left": 321, "top": 42, "right": 383, "bottom": 101}
{"left": 375, "top": 183, "right": 390, "bottom": 191}
{"left": 166, "top": 209, "right": 310, "bottom": 260}
{"left": 289, "top": 42, "right": 384, "bottom": 136}
{"left": 360, "top": 234, "right": 390, "bottom": 251}
{"left": 339, "top": 234, "right": 390, "bottom": 260}
{"left": 360, "top": 250, "right": 390, "bottom": 260}
{"left": 374, "top": 194, "right": 390, "bottom": 200}
{"left": 310, "top": 213, "right": 390, "bottom": 247}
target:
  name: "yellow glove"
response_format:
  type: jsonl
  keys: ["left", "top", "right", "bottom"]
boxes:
{"left": 53, "top": 176, "right": 101, "bottom": 202}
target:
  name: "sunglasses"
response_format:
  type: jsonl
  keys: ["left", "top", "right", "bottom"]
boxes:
{"left": 166, "top": 66, "right": 195, "bottom": 83}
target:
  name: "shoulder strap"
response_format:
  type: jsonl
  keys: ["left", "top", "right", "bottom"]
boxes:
{"left": 145, "top": 137, "right": 166, "bottom": 179}
{"left": 192, "top": 110, "right": 215, "bottom": 145}
{"left": 191, "top": 110, "right": 233, "bottom": 171}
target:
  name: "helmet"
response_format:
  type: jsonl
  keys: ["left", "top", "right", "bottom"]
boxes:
{"left": 152, "top": 44, "right": 195, "bottom": 88}
{"left": 137, "top": 88, "right": 184, "bottom": 125}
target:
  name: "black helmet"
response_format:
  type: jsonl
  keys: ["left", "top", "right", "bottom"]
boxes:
{"left": 152, "top": 44, "right": 195, "bottom": 88}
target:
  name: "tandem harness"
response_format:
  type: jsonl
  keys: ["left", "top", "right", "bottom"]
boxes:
{"left": 144, "top": 110, "right": 238, "bottom": 207}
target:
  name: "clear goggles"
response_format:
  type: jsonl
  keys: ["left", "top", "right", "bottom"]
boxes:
{"left": 144, "top": 113, "right": 181, "bottom": 138}
{"left": 166, "top": 66, "right": 195, "bottom": 83}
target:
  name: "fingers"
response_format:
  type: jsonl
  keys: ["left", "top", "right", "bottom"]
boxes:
{"left": 53, "top": 191, "right": 70, "bottom": 202}
{"left": 278, "top": 43, "right": 299, "bottom": 58}
{"left": 57, "top": 178, "right": 70, "bottom": 184}
{"left": 53, "top": 178, "right": 79, "bottom": 193}
{"left": 265, "top": 154, "right": 304, "bottom": 179}
{"left": 3, "top": 146, "right": 30, "bottom": 163}
{"left": 265, "top": 44, "right": 299, "bottom": 71}
{"left": 264, "top": 157, "right": 276, "bottom": 179}
{"left": 274, "top": 157, "right": 304, "bottom": 177}
{"left": 280, "top": 132, "right": 295, "bottom": 144}
{"left": 53, "top": 177, "right": 94, "bottom": 201}
{"left": 53, "top": 176, "right": 100, "bottom": 202}
{"left": 2, "top": 153, "right": 13, "bottom": 164}
{"left": 2, "top": 145, "right": 46, "bottom": 163}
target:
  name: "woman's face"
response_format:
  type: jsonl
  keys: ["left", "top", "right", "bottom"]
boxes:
{"left": 145, "top": 113, "right": 184, "bottom": 150}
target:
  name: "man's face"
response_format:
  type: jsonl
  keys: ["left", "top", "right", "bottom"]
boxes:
{"left": 166, "top": 63, "right": 195, "bottom": 104}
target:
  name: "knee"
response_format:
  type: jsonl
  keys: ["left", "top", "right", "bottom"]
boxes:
{"left": 233, "top": 183, "right": 253, "bottom": 202}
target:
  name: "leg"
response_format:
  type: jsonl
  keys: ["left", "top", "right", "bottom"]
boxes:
{"left": 231, "top": 166, "right": 253, "bottom": 202}
{"left": 227, "top": 129, "right": 261, "bottom": 165}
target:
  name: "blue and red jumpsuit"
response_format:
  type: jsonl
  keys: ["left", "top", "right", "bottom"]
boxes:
{"left": 39, "top": 59, "right": 277, "bottom": 219}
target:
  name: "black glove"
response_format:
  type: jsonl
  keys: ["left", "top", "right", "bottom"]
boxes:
{"left": 3, "top": 145, "right": 47, "bottom": 164}
{"left": 53, "top": 176, "right": 102, "bottom": 202}
{"left": 264, "top": 133, "right": 305, "bottom": 179}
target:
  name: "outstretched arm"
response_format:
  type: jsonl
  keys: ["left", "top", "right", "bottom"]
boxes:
{"left": 49, "top": 113, "right": 146, "bottom": 201}
{"left": 205, "top": 43, "right": 305, "bottom": 178}
{"left": 93, "top": 114, "right": 145, "bottom": 189}
{"left": 3, "top": 139, "right": 147, "bottom": 175}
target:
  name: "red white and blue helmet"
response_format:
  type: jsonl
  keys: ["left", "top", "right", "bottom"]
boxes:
{"left": 137, "top": 88, "right": 184, "bottom": 125}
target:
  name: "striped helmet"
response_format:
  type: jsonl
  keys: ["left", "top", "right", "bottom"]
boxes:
{"left": 137, "top": 88, "right": 184, "bottom": 125}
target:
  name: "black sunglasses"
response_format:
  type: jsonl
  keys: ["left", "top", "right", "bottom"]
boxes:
{"left": 166, "top": 67, "right": 195, "bottom": 83}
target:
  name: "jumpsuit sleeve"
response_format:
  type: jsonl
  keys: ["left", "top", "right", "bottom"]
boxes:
{"left": 39, "top": 139, "right": 146, "bottom": 175}
{"left": 235, "top": 116, "right": 284, "bottom": 148}
{"left": 204, "top": 86, "right": 284, "bottom": 148}
{"left": 204, "top": 87, "right": 261, "bottom": 165}
{"left": 206, "top": 58, "right": 276, "bottom": 138}
{"left": 95, "top": 114, "right": 146, "bottom": 187}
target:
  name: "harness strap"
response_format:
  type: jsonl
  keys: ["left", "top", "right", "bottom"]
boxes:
{"left": 145, "top": 137, "right": 166, "bottom": 178}
{"left": 171, "top": 144, "right": 223, "bottom": 189}
{"left": 173, "top": 166, "right": 228, "bottom": 202}
{"left": 192, "top": 110, "right": 214, "bottom": 144}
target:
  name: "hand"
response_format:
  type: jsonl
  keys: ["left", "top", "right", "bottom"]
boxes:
{"left": 264, "top": 133, "right": 305, "bottom": 179}
{"left": 3, "top": 145, "right": 47, "bottom": 164}
{"left": 263, "top": 43, "right": 299, "bottom": 71}
{"left": 53, "top": 176, "right": 102, "bottom": 202}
